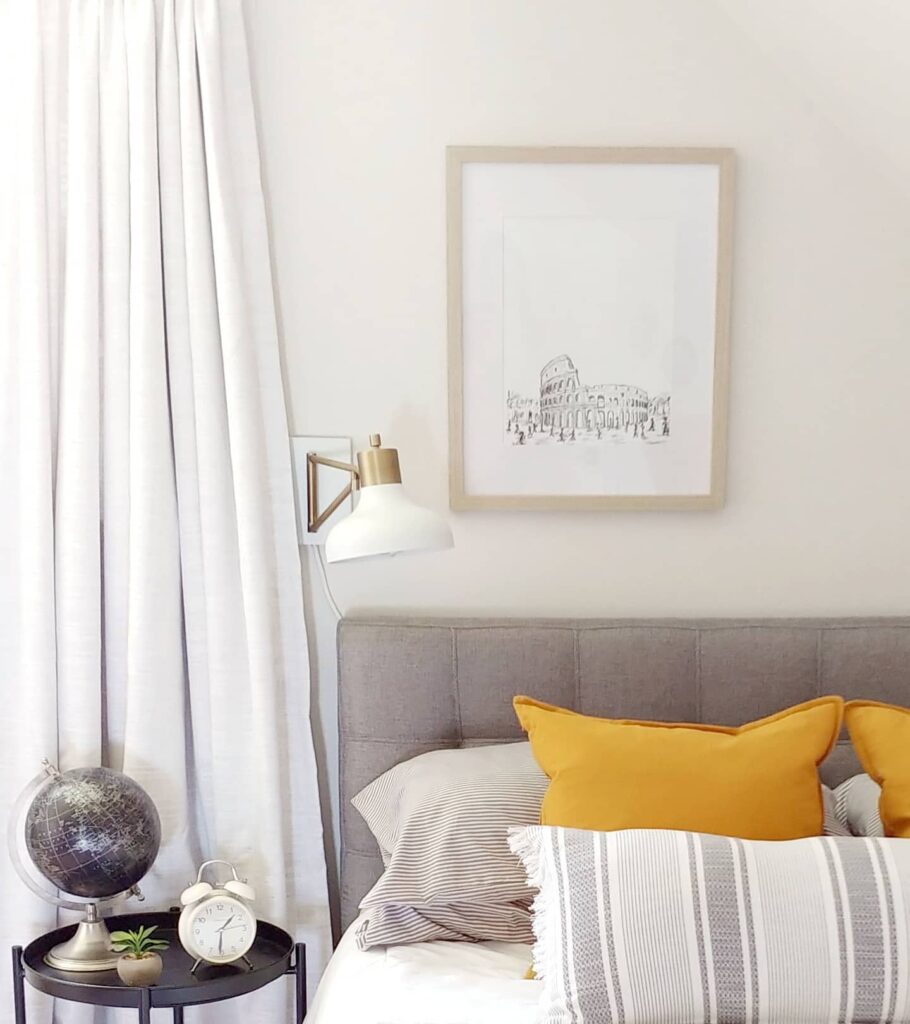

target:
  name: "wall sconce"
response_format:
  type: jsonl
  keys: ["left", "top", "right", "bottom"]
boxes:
{"left": 306, "top": 434, "right": 453, "bottom": 563}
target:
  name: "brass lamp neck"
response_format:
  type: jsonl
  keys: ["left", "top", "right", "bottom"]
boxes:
{"left": 357, "top": 433, "right": 401, "bottom": 488}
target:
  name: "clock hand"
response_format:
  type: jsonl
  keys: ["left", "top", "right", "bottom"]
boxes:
{"left": 218, "top": 932, "right": 223, "bottom": 955}
{"left": 216, "top": 915, "right": 235, "bottom": 932}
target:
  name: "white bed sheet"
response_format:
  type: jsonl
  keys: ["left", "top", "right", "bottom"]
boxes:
{"left": 307, "top": 915, "right": 540, "bottom": 1024}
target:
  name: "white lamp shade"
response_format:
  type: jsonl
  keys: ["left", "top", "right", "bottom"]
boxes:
{"left": 324, "top": 483, "right": 454, "bottom": 563}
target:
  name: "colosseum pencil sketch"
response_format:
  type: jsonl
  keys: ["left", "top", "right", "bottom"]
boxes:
{"left": 448, "top": 147, "right": 734, "bottom": 510}
{"left": 506, "top": 355, "right": 671, "bottom": 446}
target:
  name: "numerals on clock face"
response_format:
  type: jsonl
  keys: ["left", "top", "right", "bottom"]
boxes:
{"left": 191, "top": 898, "right": 253, "bottom": 960}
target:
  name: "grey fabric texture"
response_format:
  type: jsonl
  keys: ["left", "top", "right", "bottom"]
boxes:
{"left": 835, "top": 773, "right": 884, "bottom": 837}
{"left": 510, "top": 825, "right": 910, "bottom": 1024}
{"left": 351, "top": 742, "right": 546, "bottom": 947}
{"left": 338, "top": 616, "right": 910, "bottom": 928}
{"left": 823, "top": 784, "right": 852, "bottom": 836}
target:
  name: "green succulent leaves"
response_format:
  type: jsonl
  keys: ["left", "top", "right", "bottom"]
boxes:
{"left": 110, "top": 924, "right": 170, "bottom": 958}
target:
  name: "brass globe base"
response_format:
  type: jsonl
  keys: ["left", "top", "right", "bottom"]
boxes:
{"left": 44, "top": 911, "right": 119, "bottom": 972}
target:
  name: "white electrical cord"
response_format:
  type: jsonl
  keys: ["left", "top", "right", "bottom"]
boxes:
{"left": 312, "top": 543, "right": 342, "bottom": 619}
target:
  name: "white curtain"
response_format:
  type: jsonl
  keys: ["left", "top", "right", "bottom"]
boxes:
{"left": 0, "top": 1, "right": 331, "bottom": 1021}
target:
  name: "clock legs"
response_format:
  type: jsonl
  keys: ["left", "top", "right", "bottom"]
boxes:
{"left": 191, "top": 956, "right": 253, "bottom": 974}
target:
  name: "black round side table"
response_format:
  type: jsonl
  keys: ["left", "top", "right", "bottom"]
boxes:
{"left": 10, "top": 910, "right": 306, "bottom": 1024}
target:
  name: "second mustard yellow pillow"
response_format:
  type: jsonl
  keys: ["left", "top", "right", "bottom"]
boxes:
{"left": 513, "top": 695, "right": 843, "bottom": 840}
{"left": 845, "top": 700, "right": 910, "bottom": 838}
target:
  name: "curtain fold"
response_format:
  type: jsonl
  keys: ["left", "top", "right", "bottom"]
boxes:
{"left": 0, "top": 4, "right": 331, "bottom": 1023}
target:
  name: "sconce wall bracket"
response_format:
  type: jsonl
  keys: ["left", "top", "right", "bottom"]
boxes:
{"left": 307, "top": 452, "right": 359, "bottom": 533}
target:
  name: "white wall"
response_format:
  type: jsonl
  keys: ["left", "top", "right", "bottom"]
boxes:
{"left": 245, "top": 0, "right": 910, "bottom": 923}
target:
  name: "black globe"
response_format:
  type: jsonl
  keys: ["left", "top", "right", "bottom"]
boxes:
{"left": 24, "top": 767, "right": 161, "bottom": 899}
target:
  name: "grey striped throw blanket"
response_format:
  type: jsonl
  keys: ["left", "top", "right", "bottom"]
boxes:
{"left": 510, "top": 825, "right": 910, "bottom": 1024}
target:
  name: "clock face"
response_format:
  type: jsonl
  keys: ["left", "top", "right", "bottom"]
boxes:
{"left": 179, "top": 894, "right": 256, "bottom": 964}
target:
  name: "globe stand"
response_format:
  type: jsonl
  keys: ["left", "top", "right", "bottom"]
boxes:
{"left": 44, "top": 904, "right": 119, "bottom": 973}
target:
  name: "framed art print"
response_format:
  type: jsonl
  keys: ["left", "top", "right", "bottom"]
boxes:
{"left": 447, "top": 146, "right": 734, "bottom": 510}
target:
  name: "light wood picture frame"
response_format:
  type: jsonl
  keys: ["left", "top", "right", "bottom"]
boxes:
{"left": 447, "top": 146, "right": 734, "bottom": 511}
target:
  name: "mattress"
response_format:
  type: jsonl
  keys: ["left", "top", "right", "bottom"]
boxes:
{"left": 307, "top": 916, "right": 539, "bottom": 1024}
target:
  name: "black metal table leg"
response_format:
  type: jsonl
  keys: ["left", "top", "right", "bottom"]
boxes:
{"left": 12, "top": 947, "right": 26, "bottom": 1024}
{"left": 294, "top": 942, "right": 306, "bottom": 1023}
{"left": 173, "top": 1007, "right": 184, "bottom": 1024}
{"left": 138, "top": 988, "right": 151, "bottom": 1024}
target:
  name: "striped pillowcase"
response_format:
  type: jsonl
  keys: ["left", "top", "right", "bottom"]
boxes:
{"left": 834, "top": 773, "right": 884, "bottom": 836}
{"left": 511, "top": 824, "right": 910, "bottom": 1024}
{"left": 823, "top": 783, "right": 852, "bottom": 836}
{"left": 352, "top": 742, "right": 548, "bottom": 948}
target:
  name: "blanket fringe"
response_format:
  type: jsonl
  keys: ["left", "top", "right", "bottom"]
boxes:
{"left": 508, "top": 826, "right": 551, "bottom": 984}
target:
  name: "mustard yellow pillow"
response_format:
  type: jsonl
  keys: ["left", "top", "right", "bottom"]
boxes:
{"left": 845, "top": 700, "right": 910, "bottom": 838}
{"left": 513, "top": 695, "right": 843, "bottom": 840}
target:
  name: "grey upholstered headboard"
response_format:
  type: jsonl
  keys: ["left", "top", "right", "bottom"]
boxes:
{"left": 338, "top": 616, "right": 910, "bottom": 927}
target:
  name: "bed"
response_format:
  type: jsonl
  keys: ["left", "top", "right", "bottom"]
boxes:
{"left": 308, "top": 916, "right": 536, "bottom": 1023}
{"left": 309, "top": 616, "right": 910, "bottom": 1024}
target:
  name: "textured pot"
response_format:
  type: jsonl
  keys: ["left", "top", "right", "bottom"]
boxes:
{"left": 116, "top": 952, "right": 163, "bottom": 986}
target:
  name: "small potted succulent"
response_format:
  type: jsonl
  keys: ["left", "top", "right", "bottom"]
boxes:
{"left": 112, "top": 925, "right": 169, "bottom": 986}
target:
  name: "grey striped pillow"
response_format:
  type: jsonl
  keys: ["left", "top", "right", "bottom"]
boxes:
{"left": 823, "top": 783, "right": 852, "bottom": 836}
{"left": 352, "top": 742, "right": 548, "bottom": 948}
{"left": 511, "top": 825, "right": 910, "bottom": 1024}
{"left": 834, "top": 772, "right": 884, "bottom": 836}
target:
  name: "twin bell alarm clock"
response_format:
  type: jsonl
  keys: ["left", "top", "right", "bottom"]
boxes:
{"left": 178, "top": 860, "right": 257, "bottom": 970}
